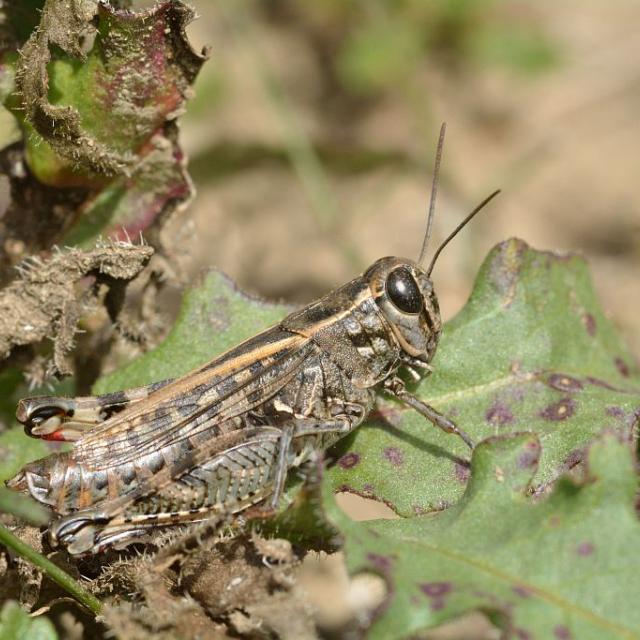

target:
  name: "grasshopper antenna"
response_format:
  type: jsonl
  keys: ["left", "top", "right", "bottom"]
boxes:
{"left": 426, "top": 189, "right": 501, "bottom": 277}
{"left": 418, "top": 122, "right": 446, "bottom": 267}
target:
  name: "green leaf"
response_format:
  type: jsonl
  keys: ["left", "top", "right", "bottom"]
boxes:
{"left": 328, "top": 239, "right": 640, "bottom": 515}
{"left": 0, "top": 487, "right": 48, "bottom": 525}
{"left": 0, "top": 601, "right": 57, "bottom": 640}
{"left": 326, "top": 432, "right": 640, "bottom": 639}
{"left": 0, "top": 428, "right": 48, "bottom": 484}
{"left": 5, "top": 0, "right": 205, "bottom": 245}
{"left": 0, "top": 428, "right": 50, "bottom": 524}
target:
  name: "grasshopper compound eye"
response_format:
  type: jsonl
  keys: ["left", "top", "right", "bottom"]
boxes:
{"left": 386, "top": 267, "right": 422, "bottom": 314}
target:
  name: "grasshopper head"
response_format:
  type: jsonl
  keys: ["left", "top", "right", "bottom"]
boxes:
{"left": 365, "top": 257, "right": 441, "bottom": 366}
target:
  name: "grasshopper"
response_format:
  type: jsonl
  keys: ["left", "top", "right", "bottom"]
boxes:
{"left": 6, "top": 126, "right": 499, "bottom": 555}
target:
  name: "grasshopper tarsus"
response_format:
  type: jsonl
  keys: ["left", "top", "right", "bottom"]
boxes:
{"left": 387, "top": 378, "right": 475, "bottom": 450}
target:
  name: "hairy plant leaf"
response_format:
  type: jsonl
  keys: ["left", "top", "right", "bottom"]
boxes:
{"left": 0, "top": 601, "right": 57, "bottom": 640}
{"left": 1, "top": 0, "right": 205, "bottom": 265}
{"left": 0, "top": 242, "right": 153, "bottom": 374}
{"left": 326, "top": 432, "right": 640, "bottom": 639}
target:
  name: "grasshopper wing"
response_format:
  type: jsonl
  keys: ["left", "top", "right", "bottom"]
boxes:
{"left": 73, "top": 327, "right": 312, "bottom": 470}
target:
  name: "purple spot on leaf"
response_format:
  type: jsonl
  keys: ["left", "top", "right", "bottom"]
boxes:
{"left": 540, "top": 397, "right": 575, "bottom": 421}
{"left": 554, "top": 625, "right": 572, "bottom": 639}
{"left": 383, "top": 447, "right": 404, "bottom": 466}
{"left": 430, "top": 598, "right": 445, "bottom": 611}
{"left": 586, "top": 377, "right": 618, "bottom": 391}
{"left": 338, "top": 452, "right": 360, "bottom": 469}
{"left": 547, "top": 374, "right": 583, "bottom": 393}
{"left": 486, "top": 402, "right": 515, "bottom": 426}
{"left": 583, "top": 313, "right": 597, "bottom": 336}
{"left": 517, "top": 441, "right": 541, "bottom": 469}
{"left": 515, "top": 629, "right": 532, "bottom": 640}
{"left": 420, "top": 582, "right": 452, "bottom": 598}
{"left": 606, "top": 406, "right": 625, "bottom": 419}
{"left": 577, "top": 542, "right": 594, "bottom": 556}
{"left": 615, "top": 357, "right": 630, "bottom": 378}
{"left": 367, "top": 553, "right": 393, "bottom": 573}
{"left": 454, "top": 461, "right": 470, "bottom": 483}
{"left": 564, "top": 448, "right": 585, "bottom": 470}
{"left": 512, "top": 585, "right": 532, "bottom": 598}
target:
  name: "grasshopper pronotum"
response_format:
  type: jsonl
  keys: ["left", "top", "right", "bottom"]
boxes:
{"left": 7, "top": 125, "right": 499, "bottom": 555}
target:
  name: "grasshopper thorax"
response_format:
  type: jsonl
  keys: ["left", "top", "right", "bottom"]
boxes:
{"left": 365, "top": 256, "right": 441, "bottom": 367}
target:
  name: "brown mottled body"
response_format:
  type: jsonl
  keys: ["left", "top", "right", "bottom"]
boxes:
{"left": 8, "top": 255, "right": 476, "bottom": 555}
{"left": 9, "top": 271, "right": 403, "bottom": 551}
{"left": 7, "top": 123, "right": 497, "bottom": 555}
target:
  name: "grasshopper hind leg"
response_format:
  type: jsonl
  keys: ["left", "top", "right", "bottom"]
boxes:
{"left": 50, "top": 416, "right": 357, "bottom": 555}
{"left": 17, "top": 379, "right": 174, "bottom": 442}
{"left": 53, "top": 489, "right": 275, "bottom": 556}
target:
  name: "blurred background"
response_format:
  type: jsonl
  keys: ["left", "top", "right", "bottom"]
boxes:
{"left": 162, "top": 0, "right": 639, "bottom": 359}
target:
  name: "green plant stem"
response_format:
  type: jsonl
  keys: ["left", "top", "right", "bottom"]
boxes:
{"left": 0, "top": 524, "right": 101, "bottom": 615}
{"left": 0, "top": 488, "right": 49, "bottom": 525}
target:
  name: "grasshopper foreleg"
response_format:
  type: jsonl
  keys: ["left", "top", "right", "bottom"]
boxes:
{"left": 384, "top": 376, "right": 475, "bottom": 449}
